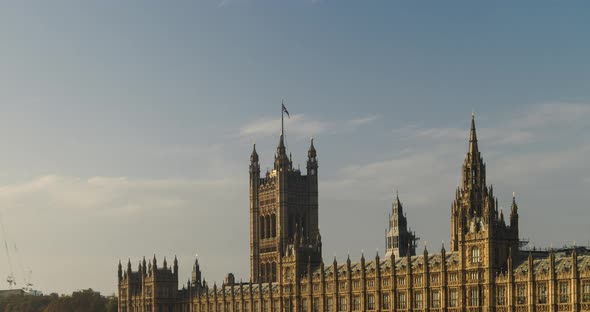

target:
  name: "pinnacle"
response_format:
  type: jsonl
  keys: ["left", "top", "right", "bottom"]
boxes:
{"left": 469, "top": 113, "right": 479, "bottom": 155}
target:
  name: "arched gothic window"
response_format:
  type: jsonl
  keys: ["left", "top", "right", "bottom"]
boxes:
{"left": 471, "top": 247, "right": 480, "bottom": 263}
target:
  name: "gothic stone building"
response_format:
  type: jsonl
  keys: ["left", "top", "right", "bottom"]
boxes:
{"left": 118, "top": 115, "right": 590, "bottom": 312}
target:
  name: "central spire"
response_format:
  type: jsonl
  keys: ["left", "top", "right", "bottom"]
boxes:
{"left": 469, "top": 112, "right": 479, "bottom": 155}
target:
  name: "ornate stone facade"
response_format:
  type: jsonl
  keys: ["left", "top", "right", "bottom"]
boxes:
{"left": 118, "top": 115, "right": 590, "bottom": 312}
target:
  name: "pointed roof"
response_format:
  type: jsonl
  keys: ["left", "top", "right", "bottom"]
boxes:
{"left": 275, "top": 137, "right": 289, "bottom": 167}
{"left": 308, "top": 137, "right": 317, "bottom": 158}
{"left": 278, "top": 133, "right": 286, "bottom": 150}
{"left": 392, "top": 190, "right": 403, "bottom": 216}
{"left": 469, "top": 112, "right": 479, "bottom": 155}
{"left": 250, "top": 144, "right": 259, "bottom": 163}
{"left": 511, "top": 192, "right": 518, "bottom": 214}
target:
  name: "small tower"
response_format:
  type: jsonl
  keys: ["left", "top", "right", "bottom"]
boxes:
{"left": 173, "top": 256, "right": 178, "bottom": 277}
{"left": 510, "top": 192, "right": 519, "bottom": 236}
{"left": 385, "top": 191, "right": 418, "bottom": 257}
{"left": 192, "top": 255, "right": 202, "bottom": 288}
{"left": 307, "top": 138, "right": 318, "bottom": 176}
{"left": 118, "top": 260, "right": 123, "bottom": 282}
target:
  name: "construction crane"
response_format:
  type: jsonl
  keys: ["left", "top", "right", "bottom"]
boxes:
{"left": 14, "top": 243, "right": 34, "bottom": 291}
{"left": 0, "top": 210, "right": 16, "bottom": 289}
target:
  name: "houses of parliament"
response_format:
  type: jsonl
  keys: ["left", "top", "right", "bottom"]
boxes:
{"left": 118, "top": 113, "right": 590, "bottom": 312}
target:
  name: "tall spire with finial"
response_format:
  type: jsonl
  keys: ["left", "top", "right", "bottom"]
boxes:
{"left": 469, "top": 112, "right": 479, "bottom": 155}
{"left": 250, "top": 143, "right": 259, "bottom": 163}
{"left": 118, "top": 260, "right": 123, "bottom": 281}
{"left": 510, "top": 192, "right": 519, "bottom": 235}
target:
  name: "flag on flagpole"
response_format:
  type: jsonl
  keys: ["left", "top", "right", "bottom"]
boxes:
{"left": 282, "top": 101, "right": 290, "bottom": 118}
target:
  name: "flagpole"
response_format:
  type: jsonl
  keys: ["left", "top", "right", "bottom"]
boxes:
{"left": 281, "top": 99, "right": 284, "bottom": 136}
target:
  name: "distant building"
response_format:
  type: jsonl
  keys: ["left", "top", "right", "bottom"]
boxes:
{"left": 0, "top": 288, "right": 42, "bottom": 298}
{"left": 0, "top": 289, "right": 24, "bottom": 298}
{"left": 118, "top": 114, "right": 590, "bottom": 312}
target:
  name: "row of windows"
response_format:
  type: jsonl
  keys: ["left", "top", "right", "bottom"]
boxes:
{"left": 259, "top": 215, "right": 276, "bottom": 239}
{"left": 195, "top": 292, "right": 438, "bottom": 312}
{"left": 258, "top": 197, "right": 276, "bottom": 207}
{"left": 386, "top": 236, "right": 399, "bottom": 250}
{"left": 193, "top": 281, "right": 590, "bottom": 312}
{"left": 259, "top": 263, "right": 277, "bottom": 283}
{"left": 497, "top": 282, "right": 590, "bottom": 305}
{"left": 312, "top": 274, "right": 443, "bottom": 292}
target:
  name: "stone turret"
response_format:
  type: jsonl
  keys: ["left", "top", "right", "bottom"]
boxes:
{"left": 386, "top": 191, "right": 418, "bottom": 257}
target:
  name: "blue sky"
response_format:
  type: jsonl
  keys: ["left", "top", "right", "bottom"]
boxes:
{"left": 0, "top": 0, "right": 589, "bottom": 295}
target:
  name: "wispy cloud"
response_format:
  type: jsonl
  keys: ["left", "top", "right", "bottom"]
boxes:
{"left": 238, "top": 114, "right": 378, "bottom": 140}
{"left": 217, "top": 0, "right": 231, "bottom": 8}
{"left": 238, "top": 114, "right": 330, "bottom": 140}
{"left": 515, "top": 102, "right": 590, "bottom": 128}
{"left": 393, "top": 102, "right": 590, "bottom": 146}
{"left": 348, "top": 115, "right": 378, "bottom": 126}
{"left": 0, "top": 175, "right": 239, "bottom": 216}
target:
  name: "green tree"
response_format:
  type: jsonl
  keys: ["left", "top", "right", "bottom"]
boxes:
{"left": 0, "top": 289, "right": 117, "bottom": 312}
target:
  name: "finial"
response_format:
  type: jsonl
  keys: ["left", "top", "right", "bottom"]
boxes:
{"left": 308, "top": 136, "right": 317, "bottom": 158}
{"left": 513, "top": 191, "right": 516, "bottom": 198}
